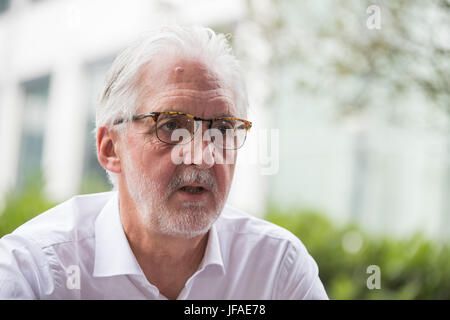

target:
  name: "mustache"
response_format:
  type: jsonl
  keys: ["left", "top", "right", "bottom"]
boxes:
{"left": 168, "top": 167, "right": 216, "bottom": 192}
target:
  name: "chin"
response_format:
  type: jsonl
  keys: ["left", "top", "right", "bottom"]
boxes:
{"left": 156, "top": 202, "right": 222, "bottom": 239}
{"left": 169, "top": 226, "right": 212, "bottom": 239}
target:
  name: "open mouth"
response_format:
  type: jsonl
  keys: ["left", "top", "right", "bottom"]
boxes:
{"left": 179, "top": 186, "right": 207, "bottom": 194}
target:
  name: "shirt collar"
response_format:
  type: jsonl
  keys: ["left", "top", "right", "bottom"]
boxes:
{"left": 93, "top": 192, "right": 142, "bottom": 277}
{"left": 93, "top": 192, "right": 225, "bottom": 278}
{"left": 197, "top": 222, "right": 225, "bottom": 275}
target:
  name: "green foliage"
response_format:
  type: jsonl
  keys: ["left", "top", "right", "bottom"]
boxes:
{"left": 0, "top": 177, "right": 55, "bottom": 237}
{"left": 265, "top": 208, "right": 450, "bottom": 299}
{"left": 0, "top": 173, "right": 111, "bottom": 238}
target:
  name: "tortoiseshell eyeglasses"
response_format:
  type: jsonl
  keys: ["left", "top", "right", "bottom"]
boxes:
{"left": 114, "top": 111, "right": 252, "bottom": 150}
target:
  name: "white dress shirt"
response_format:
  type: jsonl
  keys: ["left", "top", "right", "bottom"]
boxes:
{"left": 0, "top": 191, "right": 328, "bottom": 300}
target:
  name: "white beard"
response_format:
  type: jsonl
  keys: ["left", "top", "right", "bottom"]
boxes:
{"left": 123, "top": 152, "right": 227, "bottom": 238}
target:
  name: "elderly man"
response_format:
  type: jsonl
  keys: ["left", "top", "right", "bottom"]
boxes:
{"left": 0, "top": 26, "right": 327, "bottom": 300}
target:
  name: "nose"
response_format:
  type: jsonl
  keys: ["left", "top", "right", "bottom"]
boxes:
{"left": 181, "top": 122, "right": 215, "bottom": 169}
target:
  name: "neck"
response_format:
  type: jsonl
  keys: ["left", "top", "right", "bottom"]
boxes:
{"left": 117, "top": 185, "right": 209, "bottom": 274}
{"left": 122, "top": 211, "right": 209, "bottom": 268}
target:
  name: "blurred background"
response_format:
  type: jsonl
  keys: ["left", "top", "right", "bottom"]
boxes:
{"left": 0, "top": 0, "right": 449, "bottom": 299}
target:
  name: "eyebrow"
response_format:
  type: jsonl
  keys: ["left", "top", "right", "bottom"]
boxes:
{"left": 167, "top": 110, "right": 236, "bottom": 119}
{"left": 212, "top": 114, "right": 235, "bottom": 118}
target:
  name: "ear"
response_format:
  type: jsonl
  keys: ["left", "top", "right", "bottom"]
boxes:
{"left": 97, "top": 126, "right": 121, "bottom": 174}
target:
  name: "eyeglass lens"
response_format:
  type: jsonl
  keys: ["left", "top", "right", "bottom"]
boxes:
{"left": 155, "top": 113, "right": 247, "bottom": 150}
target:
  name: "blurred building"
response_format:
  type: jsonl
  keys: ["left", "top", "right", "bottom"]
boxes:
{"left": 0, "top": 0, "right": 269, "bottom": 217}
{"left": 265, "top": 0, "right": 450, "bottom": 242}
{"left": 0, "top": 0, "right": 448, "bottom": 242}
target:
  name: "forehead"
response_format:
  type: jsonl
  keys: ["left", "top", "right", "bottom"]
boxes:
{"left": 137, "top": 57, "right": 237, "bottom": 117}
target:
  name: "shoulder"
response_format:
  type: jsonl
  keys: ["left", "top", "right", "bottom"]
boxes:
{"left": 4, "top": 191, "right": 114, "bottom": 250}
{"left": 215, "top": 204, "right": 327, "bottom": 299}
{"left": 216, "top": 205, "right": 327, "bottom": 299}
{"left": 0, "top": 192, "right": 113, "bottom": 299}
{"left": 216, "top": 204, "right": 312, "bottom": 267}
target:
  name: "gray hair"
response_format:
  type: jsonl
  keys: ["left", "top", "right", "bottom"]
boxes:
{"left": 95, "top": 25, "right": 249, "bottom": 187}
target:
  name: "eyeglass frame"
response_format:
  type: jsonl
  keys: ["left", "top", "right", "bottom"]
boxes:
{"left": 113, "top": 111, "right": 252, "bottom": 149}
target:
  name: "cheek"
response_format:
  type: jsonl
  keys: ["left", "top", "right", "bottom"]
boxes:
{"left": 139, "top": 143, "right": 178, "bottom": 182}
{"left": 215, "top": 164, "right": 235, "bottom": 193}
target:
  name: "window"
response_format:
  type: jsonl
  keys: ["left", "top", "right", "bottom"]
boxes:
{"left": 0, "top": 0, "right": 10, "bottom": 15}
{"left": 17, "top": 76, "right": 50, "bottom": 189}
{"left": 79, "top": 57, "right": 115, "bottom": 193}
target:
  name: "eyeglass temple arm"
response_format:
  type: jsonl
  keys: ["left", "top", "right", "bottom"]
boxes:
{"left": 132, "top": 113, "right": 157, "bottom": 121}
{"left": 112, "top": 113, "right": 156, "bottom": 126}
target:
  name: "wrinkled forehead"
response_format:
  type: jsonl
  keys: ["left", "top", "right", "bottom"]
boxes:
{"left": 136, "top": 56, "right": 237, "bottom": 116}
{"left": 139, "top": 56, "right": 230, "bottom": 95}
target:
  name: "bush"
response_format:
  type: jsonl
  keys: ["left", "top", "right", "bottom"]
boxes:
{"left": 0, "top": 174, "right": 112, "bottom": 238}
{"left": 0, "top": 177, "right": 55, "bottom": 237}
{"left": 265, "top": 208, "right": 450, "bottom": 299}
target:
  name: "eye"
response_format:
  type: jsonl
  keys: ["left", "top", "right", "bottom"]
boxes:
{"left": 158, "top": 118, "right": 182, "bottom": 132}
{"left": 213, "top": 119, "right": 235, "bottom": 134}
{"left": 161, "top": 121, "right": 177, "bottom": 131}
